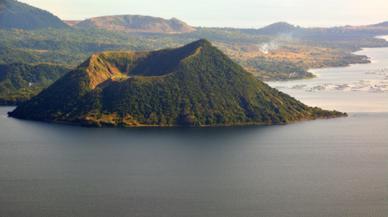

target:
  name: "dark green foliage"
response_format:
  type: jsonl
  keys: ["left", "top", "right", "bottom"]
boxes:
{"left": 0, "top": 45, "right": 41, "bottom": 64}
{"left": 0, "top": 0, "right": 68, "bottom": 29}
{"left": 0, "top": 63, "right": 69, "bottom": 105}
{"left": 9, "top": 40, "right": 345, "bottom": 127}
{"left": 129, "top": 40, "right": 210, "bottom": 76}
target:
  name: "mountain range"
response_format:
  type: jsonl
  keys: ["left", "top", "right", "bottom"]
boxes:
{"left": 1, "top": 0, "right": 388, "bottom": 36}
{"left": 71, "top": 15, "right": 195, "bottom": 34}
{"left": 0, "top": 0, "right": 195, "bottom": 34}
{"left": 9, "top": 40, "right": 345, "bottom": 127}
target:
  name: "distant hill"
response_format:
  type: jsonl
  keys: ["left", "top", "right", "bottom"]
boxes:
{"left": 369, "top": 21, "right": 388, "bottom": 27}
{"left": 255, "top": 22, "right": 299, "bottom": 35}
{"left": 255, "top": 21, "right": 388, "bottom": 35}
{"left": 74, "top": 15, "right": 195, "bottom": 34}
{"left": 0, "top": 0, "right": 68, "bottom": 29}
{"left": 245, "top": 21, "right": 388, "bottom": 42}
{"left": 0, "top": 63, "right": 69, "bottom": 105}
{"left": 9, "top": 39, "right": 345, "bottom": 127}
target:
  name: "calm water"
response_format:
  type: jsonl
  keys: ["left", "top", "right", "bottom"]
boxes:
{"left": 0, "top": 107, "right": 387, "bottom": 217}
{"left": 1, "top": 44, "right": 388, "bottom": 217}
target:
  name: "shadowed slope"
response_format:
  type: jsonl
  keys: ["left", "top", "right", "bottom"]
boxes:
{"left": 0, "top": 0, "right": 68, "bottom": 29}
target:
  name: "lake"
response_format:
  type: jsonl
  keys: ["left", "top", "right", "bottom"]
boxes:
{"left": 1, "top": 45, "right": 388, "bottom": 216}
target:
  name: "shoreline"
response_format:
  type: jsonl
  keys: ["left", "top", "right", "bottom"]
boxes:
{"left": 267, "top": 39, "right": 388, "bottom": 113}
{"left": 266, "top": 35, "right": 388, "bottom": 82}
{"left": 271, "top": 35, "right": 388, "bottom": 82}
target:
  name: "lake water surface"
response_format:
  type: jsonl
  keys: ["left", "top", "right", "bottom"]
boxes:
{"left": 1, "top": 43, "right": 388, "bottom": 216}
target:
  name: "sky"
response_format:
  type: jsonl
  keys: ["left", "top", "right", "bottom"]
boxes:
{"left": 20, "top": 0, "right": 388, "bottom": 28}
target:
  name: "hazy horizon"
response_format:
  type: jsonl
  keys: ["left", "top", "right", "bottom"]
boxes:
{"left": 19, "top": 0, "right": 388, "bottom": 28}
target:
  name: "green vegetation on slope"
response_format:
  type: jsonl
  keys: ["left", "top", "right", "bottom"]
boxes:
{"left": 9, "top": 40, "right": 345, "bottom": 127}
{"left": 0, "top": 28, "right": 181, "bottom": 66}
{"left": 0, "top": 63, "right": 69, "bottom": 105}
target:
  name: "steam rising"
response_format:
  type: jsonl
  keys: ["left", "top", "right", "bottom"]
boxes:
{"left": 258, "top": 42, "right": 278, "bottom": 54}
{"left": 258, "top": 33, "right": 295, "bottom": 54}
